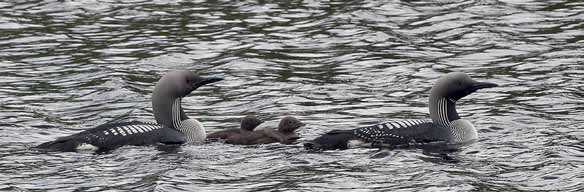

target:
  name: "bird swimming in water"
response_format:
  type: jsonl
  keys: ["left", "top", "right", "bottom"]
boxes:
{"left": 206, "top": 115, "right": 264, "bottom": 141}
{"left": 226, "top": 116, "right": 305, "bottom": 145}
{"left": 36, "top": 70, "right": 223, "bottom": 152}
{"left": 304, "top": 72, "right": 498, "bottom": 151}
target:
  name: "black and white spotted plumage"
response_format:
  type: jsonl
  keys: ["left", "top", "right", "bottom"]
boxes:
{"left": 36, "top": 70, "right": 222, "bottom": 152}
{"left": 304, "top": 72, "right": 498, "bottom": 151}
{"left": 352, "top": 119, "right": 435, "bottom": 144}
{"left": 36, "top": 121, "right": 186, "bottom": 152}
{"left": 308, "top": 119, "right": 448, "bottom": 150}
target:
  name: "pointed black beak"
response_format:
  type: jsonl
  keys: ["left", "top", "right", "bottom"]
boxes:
{"left": 196, "top": 76, "right": 224, "bottom": 87}
{"left": 452, "top": 80, "right": 498, "bottom": 101}
{"left": 471, "top": 81, "right": 498, "bottom": 90}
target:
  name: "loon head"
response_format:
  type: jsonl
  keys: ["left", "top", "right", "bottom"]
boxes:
{"left": 152, "top": 70, "right": 223, "bottom": 128}
{"left": 430, "top": 72, "right": 498, "bottom": 102}
{"left": 278, "top": 116, "right": 305, "bottom": 133}
{"left": 429, "top": 72, "right": 497, "bottom": 126}
{"left": 154, "top": 70, "right": 223, "bottom": 99}
{"left": 240, "top": 115, "right": 263, "bottom": 131}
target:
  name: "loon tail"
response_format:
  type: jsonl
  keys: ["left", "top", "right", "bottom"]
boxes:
{"left": 36, "top": 136, "right": 88, "bottom": 152}
{"left": 304, "top": 130, "right": 360, "bottom": 151}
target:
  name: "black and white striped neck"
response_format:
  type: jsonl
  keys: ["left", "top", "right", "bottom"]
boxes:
{"left": 171, "top": 97, "right": 187, "bottom": 129}
{"left": 169, "top": 97, "right": 205, "bottom": 143}
{"left": 429, "top": 96, "right": 460, "bottom": 127}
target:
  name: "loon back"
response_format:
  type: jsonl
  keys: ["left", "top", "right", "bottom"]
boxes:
{"left": 304, "top": 119, "right": 478, "bottom": 150}
{"left": 305, "top": 119, "right": 435, "bottom": 150}
{"left": 36, "top": 121, "right": 185, "bottom": 152}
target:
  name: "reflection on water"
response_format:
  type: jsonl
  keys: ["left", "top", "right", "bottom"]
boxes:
{"left": 0, "top": 0, "right": 583, "bottom": 191}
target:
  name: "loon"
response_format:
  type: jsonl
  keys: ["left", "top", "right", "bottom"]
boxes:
{"left": 206, "top": 115, "right": 264, "bottom": 141}
{"left": 226, "top": 116, "right": 305, "bottom": 145}
{"left": 36, "top": 70, "right": 223, "bottom": 152}
{"left": 304, "top": 72, "right": 498, "bottom": 151}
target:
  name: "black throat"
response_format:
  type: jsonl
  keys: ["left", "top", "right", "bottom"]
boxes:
{"left": 446, "top": 98, "right": 460, "bottom": 122}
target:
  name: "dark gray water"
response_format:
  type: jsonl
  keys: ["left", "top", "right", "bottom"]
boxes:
{"left": 0, "top": 0, "right": 583, "bottom": 191}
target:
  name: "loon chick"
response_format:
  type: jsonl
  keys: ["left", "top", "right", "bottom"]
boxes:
{"left": 36, "top": 70, "right": 223, "bottom": 152}
{"left": 226, "top": 116, "right": 305, "bottom": 145}
{"left": 304, "top": 72, "right": 497, "bottom": 151}
{"left": 206, "top": 115, "right": 263, "bottom": 141}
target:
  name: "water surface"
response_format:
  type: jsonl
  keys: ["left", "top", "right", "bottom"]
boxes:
{"left": 0, "top": 0, "right": 583, "bottom": 191}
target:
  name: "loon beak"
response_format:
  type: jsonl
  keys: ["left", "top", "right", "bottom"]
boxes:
{"left": 471, "top": 81, "right": 498, "bottom": 90}
{"left": 453, "top": 80, "right": 498, "bottom": 101}
{"left": 294, "top": 122, "right": 306, "bottom": 132}
{"left": 196, "top": 76, "right": 224, "bottom": 87}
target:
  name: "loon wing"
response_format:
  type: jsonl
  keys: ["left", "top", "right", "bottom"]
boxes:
{"left": 37, "top": 121, "right": 186, "bottom": 152}
{"left": 304, "top": 119, "right": 444, "bottom": 151}
{"left": 352, "top": 119, "right": 441, "bottom": 148}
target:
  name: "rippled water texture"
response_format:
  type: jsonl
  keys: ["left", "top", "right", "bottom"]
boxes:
{"left": 0, "top": 0, "right": 583, "bottom": 191}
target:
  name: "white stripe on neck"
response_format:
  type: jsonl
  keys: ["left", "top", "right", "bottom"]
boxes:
{"left": 172, "top": 98, "right": 182, "bottom": 129}
{"left": 437, "top": 98, "right": 443, "bottom": 125}
{"left": 439, "top": 98, "right": 450, "bottom": 126}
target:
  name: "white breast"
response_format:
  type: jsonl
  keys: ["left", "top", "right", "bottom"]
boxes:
{"left": 449, "top": 119, "right": 478, "bottom": 143}
{"left": 180, "top": 119, "right": 206, "bottom": 144}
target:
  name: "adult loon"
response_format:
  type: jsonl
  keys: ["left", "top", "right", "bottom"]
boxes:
{"left": 226, "top": 116, "right": 305, "bottom": 145}
{"left": 206, "top": 115, "right": 264, "bottom": 141}
{"left": 36, "top": 70, "right": 223, "bottom": 152}
{"left": 304, "top": 72, "right": 497, "bottom": 151}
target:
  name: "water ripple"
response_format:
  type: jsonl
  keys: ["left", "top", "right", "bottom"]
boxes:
{"left": 0, "top": 0, "right": 583, "bottom": 191}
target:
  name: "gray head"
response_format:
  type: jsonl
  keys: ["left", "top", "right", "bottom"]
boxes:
{"left": 152, "top": 70, "right": 223, "bottom": 128}
{"left": 240, "top": 115, "right": 263, "bottom": 131}
{"left": 429, "top": 72, "right": 497, "bottom": 125}
{"left": 430, "top": 72, "right": 497, "bottom": 102}
{"left": 278, "top": 116, "right": 305, "bottom": 133}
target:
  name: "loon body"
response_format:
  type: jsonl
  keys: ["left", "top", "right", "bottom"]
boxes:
{"left": 226, "top": 116, "right": 305, "bottom": 145}
{"left": 304, "top": 72, "right": 497, "bottom": 151}
{"left": 206, "top": 115, "right": 263, "bottom": 141}
{"left": 36, "top": 70, "right": 223, "bottom": 152}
